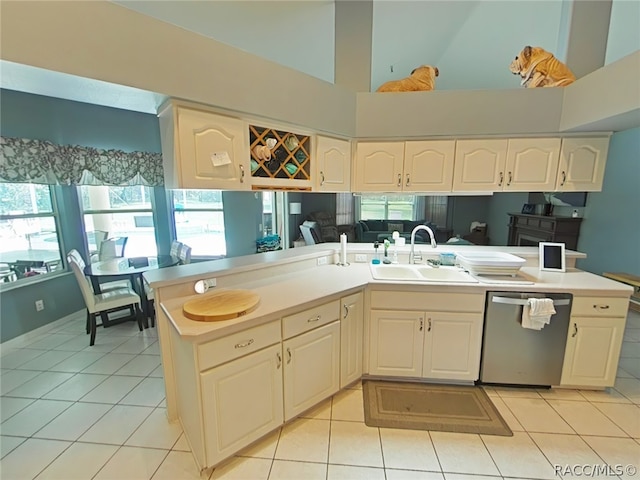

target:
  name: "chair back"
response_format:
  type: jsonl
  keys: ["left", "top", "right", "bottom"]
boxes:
{"left": 99, "top": 237, "right": 128, "bottom": 261}
{"left": 67, "top": 254, "right": 97, "bottom": 311}
{"left": 179, "top": 244, "right": 192, "bottom": 264}
{"left": 170, "top": 240, "right": 183, "bottom": 257}
{"left": 67, "top": 249, "right": 87, "bottom": 270}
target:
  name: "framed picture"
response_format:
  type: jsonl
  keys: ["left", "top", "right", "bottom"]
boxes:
{"left": 521, "top": 203, "right": 536, "bottom": 214}
{"left": 539, "top": 242, "right": 566, "bottom": 272}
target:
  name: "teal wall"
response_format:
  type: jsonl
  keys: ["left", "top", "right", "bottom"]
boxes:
{"left": 576, "top": 127, "right": 640, "bottom": 275}
{"left": 606, "top": 0, "right": 640, "bottom": 65}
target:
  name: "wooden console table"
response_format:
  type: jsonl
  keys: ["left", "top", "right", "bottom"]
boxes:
{"left": 507, "top": 213, "right": 583, "bottom": 250}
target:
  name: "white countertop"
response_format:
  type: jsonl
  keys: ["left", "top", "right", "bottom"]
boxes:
{"left": 160, "top": 256, "right": 632, "bottom": 343}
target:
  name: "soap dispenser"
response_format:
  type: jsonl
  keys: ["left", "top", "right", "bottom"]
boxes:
{"left": 372, "top": 241, "right": 381, "bottom": 264}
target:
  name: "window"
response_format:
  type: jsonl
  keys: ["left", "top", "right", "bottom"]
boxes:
{"left": 0, "top": 183, "right": 63, "bottom": 282}
{"left": 173, "top": 190, "right": 226, "bottom": 257}
{"left": 357, "top": 194, "right": 417, "bottom": 220}
{"left": 80, "top": 185, "right": 156, "bottom": 258}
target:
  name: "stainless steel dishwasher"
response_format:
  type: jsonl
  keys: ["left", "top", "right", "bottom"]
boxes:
{"left": 479, "top": 291, "right": 572, "bottom": 387}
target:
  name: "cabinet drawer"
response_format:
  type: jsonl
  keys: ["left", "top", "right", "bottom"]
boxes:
{"left": 198, "top": 321, "right": 281, "bottom": 371}
{"left": 282, "top": 300, "right": 340, "bottom": 339}
{"left": 571, "top": 297, "right": 628, "bottom": 318}
{"left": 370, "top": 291, "right": 484, "bottom": 313}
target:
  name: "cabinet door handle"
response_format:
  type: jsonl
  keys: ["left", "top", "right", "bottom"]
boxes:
{"left": 287, "top": 347, "right": 292, "bottom": 364}
{"left": 419, "top": 319, "right": 424, "bottom": 331}
{"left": 240, "top": 164, "right": 245, "bottom": 183}
{"left": 572, "top": 323, "right": 578, "bottom": 337}
{"left": 320, "top": 171, "right": 325, "bottom": 186}
{"left": 428, "top": 318, "right": 432, "bottom": 332}
{"left": 560, "top": 170, "right": 566, "bottom": 186}
{"left": 507, "top": 171, "right": 512, "bottom": 186}
{"left": 276, "top": 352, "right": 282, "bottom": 369}
{"left": 498, "top": 172, "right": 504, "bottom": 186}
{"left": 397, "top": 174, "right": 401, "bottom": 187}
{"left": 593, "top": 304, "right": 610, "bottom": 310}
{"left": 406, "top": 174, "right": 410, "bottom": 186}
{"left": 343, "top": 304, "right": 351, "bottom": 319}
{"left": 234, "top": 338, "right": 254, "bottom": 349}
{"left": 308, "top": 315, "right": 321, "bottom": 323}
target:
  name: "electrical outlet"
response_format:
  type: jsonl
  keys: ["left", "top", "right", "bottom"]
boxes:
{"left": 355, "top": 254, "right": 367, "bottom": 263}
{"left": 317, "top": 257, "right": 328, "bottom": 266}
{"left": 35, "top": 299, "right": 45, "bottom": 311}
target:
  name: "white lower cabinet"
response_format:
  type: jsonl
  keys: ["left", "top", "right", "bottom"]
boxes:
{"left": 340, "top": 291, "right": 364, "bottom": 388}
{"left": 422, "top": 312, "right": 483, "bottom": 381}
{"left": 369, "top": 310, "right": 424, "bottom": 377}
{"left": 560, "top": 296, "right": 628, "bottom": 387}
{"left": 283, "top": 320, "right": 341, "bottom": 421}
{"left": 201, "top": 344, "right": 283, "bottom": 466}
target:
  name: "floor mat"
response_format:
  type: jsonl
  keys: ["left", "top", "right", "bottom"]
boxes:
{"left": 362, "top": 379, "right": 513, "bottom": 436}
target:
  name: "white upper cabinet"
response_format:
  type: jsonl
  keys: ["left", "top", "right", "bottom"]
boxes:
{"left": 556, "top": 137, "right": 610, "bottom": 191}
{"left": 314, "top": 135, "right": 352, "bottom": 192}
{"left": 403, "top": 140, "right": 456, "bottom": 192}
{"left": 452, "top": 139, "right": 508, "bottom": 192}
{"left": 353, "top": 142, "right": 405, "bottom": 192}
{"left": 354, "top": 140, "right": 455, "bottom": 192}
{"left": 503, "top": 138, "right": 561, "bottom": 191}
{"left": 159, "top": 100, "right": 250, "bottom": 190}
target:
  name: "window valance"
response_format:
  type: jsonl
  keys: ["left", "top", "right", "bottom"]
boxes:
{"left": 0, "top": 136, "right": 164, "bottom": 186}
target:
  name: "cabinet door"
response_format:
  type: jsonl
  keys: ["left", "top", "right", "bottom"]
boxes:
{"left": 283, "top": 321, "right": 340, "bottom": 421}
{"left": 556, "top": 137, "right": 609, "bottom": 191}
{"left": 403, "top": 140, "right": 455, "bottom": 192}
{"left": 176, "top": 107, "right": 250, "bottom": 190}
{"left": 422, "top": 312, "right": 483, "bottom": 381}
{"left": 201, "top": 344, "right": 283, "bottom": 466}
{"left": 452, "top": 139, "right": 508, "bottom": 192}
{"left": 340, "top": 292, "right": 364, "bottom": 388}
{"left": 369, "top": 310, "right": 424, "bottom": 377}
{"left": 315, "top": 136, "right": 352, "bottom": 192}
{"left": 504, "top": 138, "right": 561, "bottom": 191}
{"left": 560, "top": 316, "right": 626, "bottom": 387}
{"left": 353, "top": 142, "right": 404, "bottom": 192}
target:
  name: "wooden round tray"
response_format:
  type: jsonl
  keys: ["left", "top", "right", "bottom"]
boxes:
{"left": 183, "top": 289, "right": 260, "bottom": 322}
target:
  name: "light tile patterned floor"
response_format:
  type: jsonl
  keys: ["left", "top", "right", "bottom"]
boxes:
{"left": 1, "top": 309, "right": 639, "bottom": 480}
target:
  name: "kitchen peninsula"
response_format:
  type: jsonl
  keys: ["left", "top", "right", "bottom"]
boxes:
{"left": 144, "top": 244, "right": 632, "bottom": 473}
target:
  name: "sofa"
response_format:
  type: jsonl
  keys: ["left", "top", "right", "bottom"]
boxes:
{"left": 302, "top": 211, "right": 356, "bottom": 243}
{"left": 354, "top": 219, "right": 436, "bottom": 243}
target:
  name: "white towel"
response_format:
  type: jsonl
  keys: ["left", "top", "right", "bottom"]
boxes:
{"left": 522, "top": 298, "right": 556, "bottom": 330}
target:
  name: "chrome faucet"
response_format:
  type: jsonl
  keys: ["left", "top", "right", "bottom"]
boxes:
{"left": 409, "top": 225, "right": 437, "bottom": 264}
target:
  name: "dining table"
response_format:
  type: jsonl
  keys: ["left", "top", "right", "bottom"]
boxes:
{"left": 83, "top": 255, "right": 180, "bottom": 321}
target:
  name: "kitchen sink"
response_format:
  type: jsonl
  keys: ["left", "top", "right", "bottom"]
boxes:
{"left": 370, "top": 263, "right": 478, "bottom": 283}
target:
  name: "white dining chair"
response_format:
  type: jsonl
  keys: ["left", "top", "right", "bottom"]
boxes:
{"left": 68, "top": 254, "right": 144, "bottom": 346}
{"left": 68, "top": 249, "right": 131, "bottom": 291}
{"left": 170, "top": 240, "right": 183, "bottom": 258}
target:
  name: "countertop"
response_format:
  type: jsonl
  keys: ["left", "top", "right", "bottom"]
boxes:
{"left": 160, "top": 258, "right": 632, "bottom": 343}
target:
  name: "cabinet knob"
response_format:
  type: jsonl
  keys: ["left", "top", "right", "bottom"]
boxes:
{"left": 593, "top": 304, "right": 610, "bottom": 310}
{"left": 240, "top": 164, "right": 245, "bottom": 183}
{"left": 572, "top": 323, "right": 578, "bottom": 337}
{"left": 276, "top": 352, "right": 282, "bottom": 369}
{"left": 287, "top": 347, "right": 292, "bottom": 364}
{"left": 406, "top": 174, "right": 410, "bottom": 186}
{"left": 235, "top": 339, "right": 254, "bottom": 349}
{"left": 498, "top": 172, "right": 504, "bottom": 186}
{"left": 428, "top": 318, "right": 432, "bottom": 332}
{"left": 560, "top": 171, "right": 566, "bottom": 186}
{"left": 507, "top": 171, "right": 512, "bottom": 186}
{"left": 419, "top": 318, "right": 424, "bottom": 331}
{"left": 343, "top": 304, "right": 350, "bottom": 319}
{"left": 320, "top": 171, "right": 325, "bottom": 186}
{"left": 308, "top": 315, "right": 321, "bottom": 323}
{"left": 397, "top": 174, "right": 401, "bottom": 187}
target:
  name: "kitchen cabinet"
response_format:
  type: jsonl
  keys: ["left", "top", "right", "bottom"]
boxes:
{"left": 452, "top": 139, "right": 508, "bottom": 192}
{"left": 422, "top": 312, "right": 483, "bottom": 381}
{"left": 354, "top": 140, "right": 456, "bottom": 192}
{"left": 281, "top": 299, "right": 341, "bottom": 421}
{"left": 159, "top": 100, "right": 250, "bottom": 190}
{"left": 368, "top": 290, "right": 485, "bottom": 381}
{"left": 340, "top": 291, "right": 364, "bottom": 388}
{"left": 314, "top": 135, "right": 352, "bottom": 192}
{"left": 201, "top": 344, "right": 283, "bottom": 465}
{"left": 503, "top": 138, "right": 562, "bottom": 191}
{"left": 561, "top": 296, "right": 628, "bottom": 387}
{"left": 555, "top": 137, "right": 610, "bottom": 191}
{"left": 283, "top": 321, "right": 341, "bottom": 420}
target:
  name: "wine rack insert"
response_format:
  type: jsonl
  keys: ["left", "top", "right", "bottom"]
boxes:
{"left": 249, "top": 125, "right": 311, "bottom": 181}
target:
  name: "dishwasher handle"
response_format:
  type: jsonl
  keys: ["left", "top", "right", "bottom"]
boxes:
{"left": 491, "top": 296, "right": 571, "bottom": 307}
